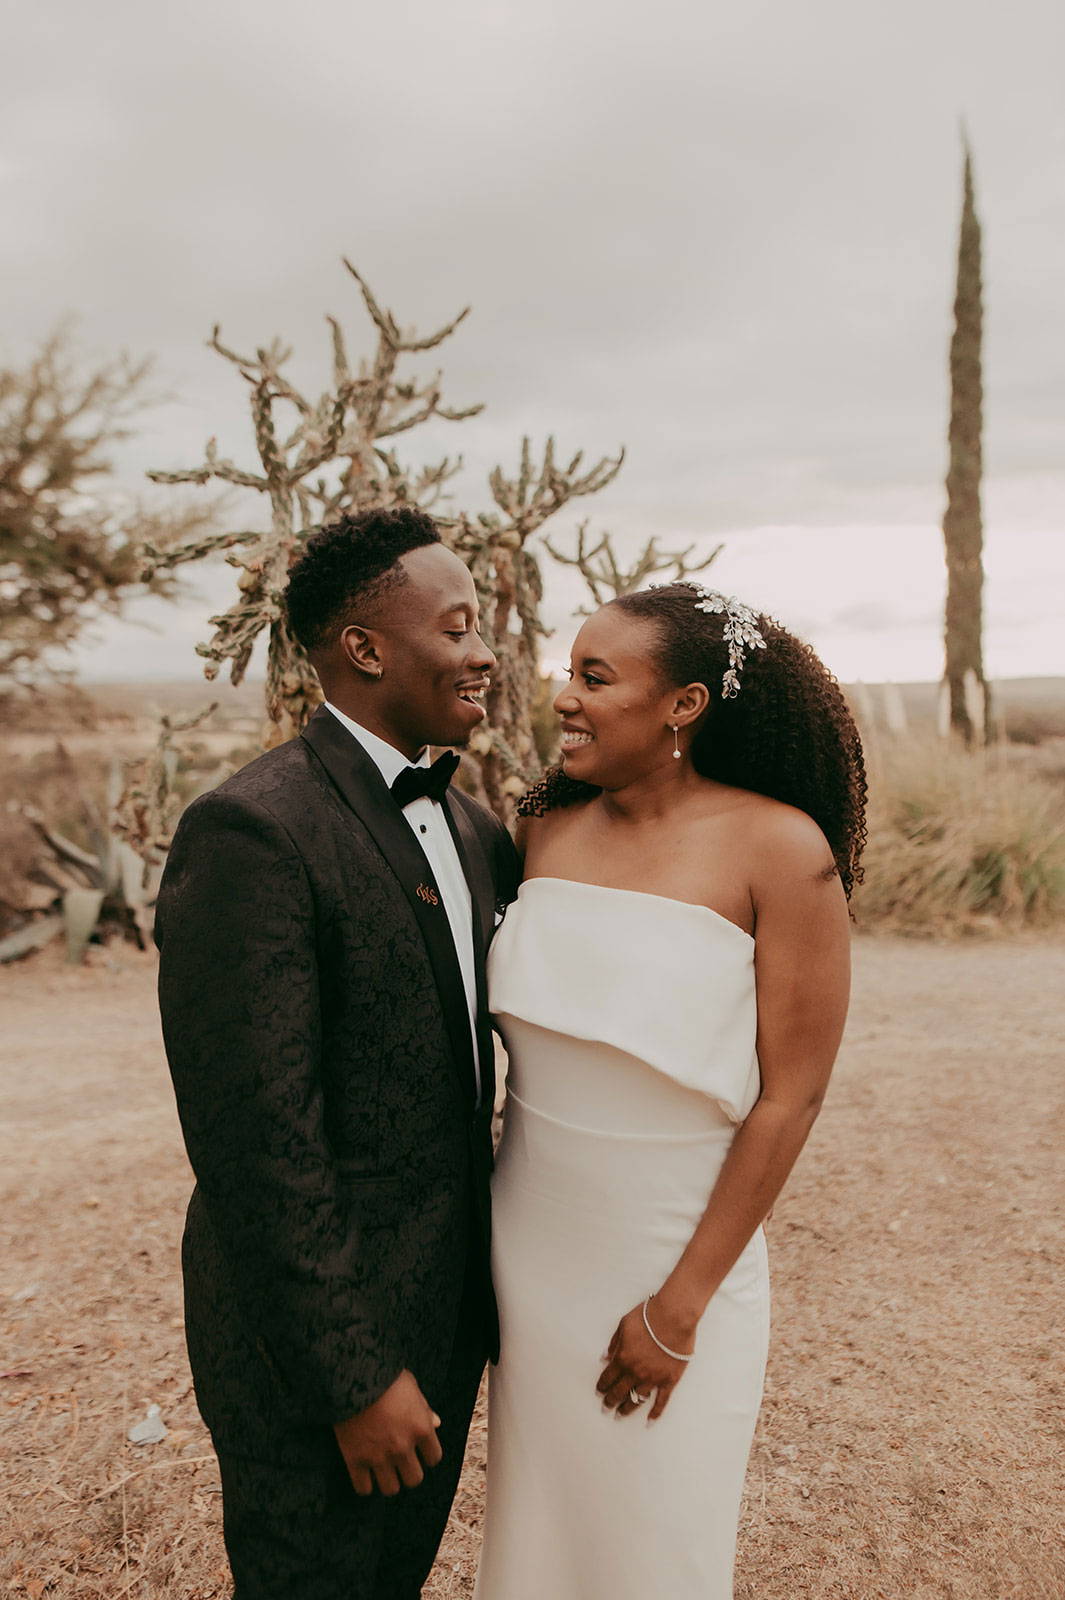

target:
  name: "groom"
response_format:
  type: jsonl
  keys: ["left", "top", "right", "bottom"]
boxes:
{"left": 156, "top": 507, "right": 519, "bottom": 1599}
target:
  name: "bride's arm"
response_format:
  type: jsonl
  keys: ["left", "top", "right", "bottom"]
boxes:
{"left": 597, "top": 808, "right": 851, "bottom": 1419}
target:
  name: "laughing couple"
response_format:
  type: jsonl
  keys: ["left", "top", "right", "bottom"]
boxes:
{"left": 157, "top": 506, "right": 865, "bottom": 1600}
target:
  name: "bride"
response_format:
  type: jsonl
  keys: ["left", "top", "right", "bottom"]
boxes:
{"left": 473, "top": 583, "right": 867, "bottom": 1600}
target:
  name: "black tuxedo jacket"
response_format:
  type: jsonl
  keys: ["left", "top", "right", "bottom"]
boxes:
{"left": 156, "top": 706, "right": 519, "bottom": 1445}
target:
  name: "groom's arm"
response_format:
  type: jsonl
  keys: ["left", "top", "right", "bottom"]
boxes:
{"left": 156, "top": 788, "right": 403, "bottom": 1425}
{"left": 486, "top": 806, "right": 522, "bottom": 908}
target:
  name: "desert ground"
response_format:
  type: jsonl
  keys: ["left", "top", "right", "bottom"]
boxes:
{"left": 1, "top": 934, "right": 1062, "bottom": 1599}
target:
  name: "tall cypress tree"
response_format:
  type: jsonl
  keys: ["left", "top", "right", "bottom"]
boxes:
{"left": 942, "top": 140, "right": 991, "bottom": 744}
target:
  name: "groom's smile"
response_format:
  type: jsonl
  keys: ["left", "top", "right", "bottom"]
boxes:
{"left": 456, "top": 677, "right": 490, "bottom": 715}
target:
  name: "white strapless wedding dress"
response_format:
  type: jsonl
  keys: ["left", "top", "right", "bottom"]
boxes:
{"left": 473, "top": 878, "right": 770, "bottom": 1600}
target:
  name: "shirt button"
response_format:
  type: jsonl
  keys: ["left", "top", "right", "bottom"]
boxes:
{"left": 419, "top": 824, "right": 427, "bottom": 834}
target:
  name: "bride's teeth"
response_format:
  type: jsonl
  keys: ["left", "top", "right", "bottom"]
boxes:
{"left": 562, "top": 732, "right": 594, "bottom": 746}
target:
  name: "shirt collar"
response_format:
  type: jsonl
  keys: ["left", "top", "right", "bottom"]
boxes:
{"left": 323, "top": 702, "right": 429, "bottom": 787}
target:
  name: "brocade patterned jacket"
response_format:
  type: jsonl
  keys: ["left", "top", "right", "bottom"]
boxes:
{"left": 156, "top": 706, "right": 519, "bottom": 1446}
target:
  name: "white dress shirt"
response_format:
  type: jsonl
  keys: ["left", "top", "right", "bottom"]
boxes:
{"left": 324, "top": 703, "right": 482, "bottom": 1100}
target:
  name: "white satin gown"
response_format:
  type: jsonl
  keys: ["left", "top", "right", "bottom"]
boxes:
{"left": 473, "top": 877, "right": 770, "bottom": 1600}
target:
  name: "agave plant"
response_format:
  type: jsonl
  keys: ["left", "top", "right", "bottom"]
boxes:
{"left": 3, "top": 771, "right": 157, "bottom": 965}
{"left": 0, "top": 704, "right": 217, "bottom": 966}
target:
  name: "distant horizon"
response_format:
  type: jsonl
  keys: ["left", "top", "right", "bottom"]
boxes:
{"left": 59, "top": 518, "right": 1065, "bottom": 690}
{"left": 76, "top": 670, "right": 1065, "bottom": 692}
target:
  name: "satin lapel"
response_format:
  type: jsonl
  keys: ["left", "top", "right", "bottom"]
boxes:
{"left": 301, "top": 707, "right": 477, "bottom": 1109}
{"left": 443, "top": 790, "right": 497, "bottom": 1111}
{"left": 443, "top": 791, "right": 494, "bottom": 956}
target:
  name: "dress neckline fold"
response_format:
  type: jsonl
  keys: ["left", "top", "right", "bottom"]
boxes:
{"left": 518, "top": 875, "right": 755, "bottom": 946}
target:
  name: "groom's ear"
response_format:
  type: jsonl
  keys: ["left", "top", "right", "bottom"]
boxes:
{"left": 339, "top": 623, "right": 383, "bottom": 681}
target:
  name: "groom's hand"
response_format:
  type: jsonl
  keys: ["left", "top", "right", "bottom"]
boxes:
{"left": 333, "top": 1370, "right": 443, "bottom": 1496}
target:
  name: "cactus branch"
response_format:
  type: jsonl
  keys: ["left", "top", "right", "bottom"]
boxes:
{"left": 544, "top": 524, "right": 722, "bottom": 614}
{"left": 148, "top": 260, "right": 625, "bottom": 813}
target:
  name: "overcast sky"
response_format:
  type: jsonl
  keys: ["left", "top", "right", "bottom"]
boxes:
{"left": 5, "top": 0, "right": 1064, "bottom": 685}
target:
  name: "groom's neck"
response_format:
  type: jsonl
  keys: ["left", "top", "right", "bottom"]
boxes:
{"left": 329, "top": 691, "right": 424, "bottom": 762}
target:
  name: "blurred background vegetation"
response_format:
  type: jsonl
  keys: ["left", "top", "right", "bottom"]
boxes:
{"left": 3, "top": 161, "right": 1064, "bottom": 958}
{"left": 3, "top": 671, "right": 1064, "bottom": 950}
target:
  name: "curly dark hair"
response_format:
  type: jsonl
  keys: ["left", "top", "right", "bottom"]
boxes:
{"left": 519, "top": 585, "right": 868, "bottom": 898}
{"left": 285, "top": 506, "right": 440, "bottom": 653}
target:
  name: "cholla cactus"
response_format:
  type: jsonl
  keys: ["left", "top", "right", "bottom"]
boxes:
{"left": 112, "top": 703, "right": 218, "bottom": 871}
{"left": 446, "top": 440, "right": 623, "bottom": 806}
{"left": 144, "top": 261, "right": 623, "bottom": 816}
{"left": 543, "top": 521, "right": 722, "bottom": 615}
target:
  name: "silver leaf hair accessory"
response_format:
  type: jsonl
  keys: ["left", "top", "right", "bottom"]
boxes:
{"left": 651, "top": 583, "right": 768, "bottom": 697}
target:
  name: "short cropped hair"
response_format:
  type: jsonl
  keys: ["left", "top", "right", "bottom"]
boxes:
{"left": 285, "top": 507, "right": 441, "bottom": 653}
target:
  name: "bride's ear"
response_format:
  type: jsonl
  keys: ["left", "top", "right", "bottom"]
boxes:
{"left": 671, "top": 681, "right": 710, "bottom": 729}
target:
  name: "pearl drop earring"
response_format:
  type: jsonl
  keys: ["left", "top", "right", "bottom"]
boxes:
{"left": 672, "top": 725, "right": 681, "bottom": 759}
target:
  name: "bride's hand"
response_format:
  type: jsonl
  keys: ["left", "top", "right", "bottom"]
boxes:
{"left": 596, "top": 1298, "right": 695, "bottom": 1421}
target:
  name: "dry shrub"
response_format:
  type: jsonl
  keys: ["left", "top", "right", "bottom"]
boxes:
{"left": 0, "top": 720, "right": 242, "bottom": 945}
{"left": 0, "top": 812, "right": 46, "bottom": 908}
{"left": 855, "top": 735, "right": 1065, "bottom": 932}
{"left": 0, "top": 742, "right": 113, "bottom": 852}
{"left": 0, "top": 744, "right": 116, "bottom": 939}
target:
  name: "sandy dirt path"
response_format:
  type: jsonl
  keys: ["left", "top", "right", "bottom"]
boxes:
{"left": 1, "top": 935, "right": 1062, "bottom": 1599}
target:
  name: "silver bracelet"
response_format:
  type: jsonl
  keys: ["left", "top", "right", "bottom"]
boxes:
{"left": 642, "top": 1296, "right": 695, "bottom": 1362}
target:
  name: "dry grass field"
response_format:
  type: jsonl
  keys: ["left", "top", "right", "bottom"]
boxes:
{"left": 1, "top": 934, "right": 1062, "bottom": 1599}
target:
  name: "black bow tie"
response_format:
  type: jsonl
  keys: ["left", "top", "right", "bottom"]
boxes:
{"left": 390, "top": 751, "right": 460, "bottom": 809}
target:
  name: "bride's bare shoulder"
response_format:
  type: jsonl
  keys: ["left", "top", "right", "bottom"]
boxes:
{"left": 732, "top": 794, "right": 841, "bottom": 902}
{"left": 516, "top": 796, "right": 595, "bottom": 868}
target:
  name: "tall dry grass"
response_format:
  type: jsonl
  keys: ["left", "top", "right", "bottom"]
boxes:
{"left": 855, "top": 735, "right": 1065, "bottom": 932}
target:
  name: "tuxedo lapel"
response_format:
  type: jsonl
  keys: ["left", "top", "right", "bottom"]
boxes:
{"left": 443, "top": 790, "right": 497, "bottom": 1110}
{"left": 301, "top": 707, "right": 478, "bottom": 1110}
{"left": 443, "top": 791, "right": 494, "bottom": 957}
